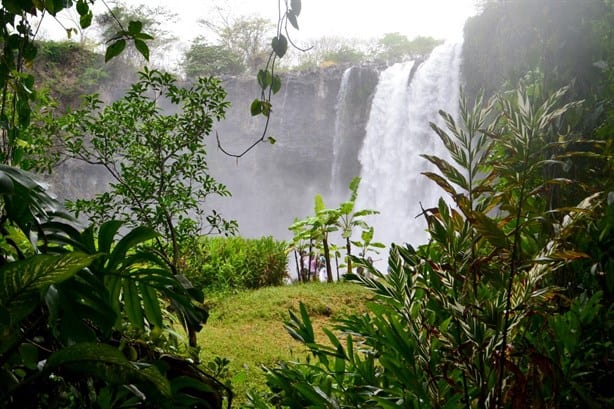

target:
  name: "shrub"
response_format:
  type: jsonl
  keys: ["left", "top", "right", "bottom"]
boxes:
{"left": 183, "top": 236, "right": 288, "bottom": 292}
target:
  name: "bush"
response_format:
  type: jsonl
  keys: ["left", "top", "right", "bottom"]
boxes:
{"left": 183, "top": 236, "right": 288, "bottom": 292}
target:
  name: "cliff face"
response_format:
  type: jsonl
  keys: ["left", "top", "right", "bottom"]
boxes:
{"left": 209, "top": 65, "right": 379, "bottom": 238}
{"left": 48, "top": 64, "right": 380, "bottom": 239}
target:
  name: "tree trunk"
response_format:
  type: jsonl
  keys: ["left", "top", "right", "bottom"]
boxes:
{"left": 323, "top": 236, "right": 333, "bottom": 283}
{"left": 345, "top": 237, "right": 352, "bottom": 276}
{"left": 335, "top": 254, "right": 340, "bottom": 281}
{"left": 293, "top": 249, "right": 301, "bottom": 283}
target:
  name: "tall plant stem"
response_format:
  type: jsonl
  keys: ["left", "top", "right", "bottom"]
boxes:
{"left": 495, "top": 171, "right": 528, "bottom": 408}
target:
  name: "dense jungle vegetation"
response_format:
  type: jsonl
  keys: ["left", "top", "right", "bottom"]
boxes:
{"left": 0, "top": 0, "right": 612, "bottom": 408}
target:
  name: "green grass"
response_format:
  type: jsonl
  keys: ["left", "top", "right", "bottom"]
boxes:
{"left": 198, "top": 281, "right": 372, "bottom": 406}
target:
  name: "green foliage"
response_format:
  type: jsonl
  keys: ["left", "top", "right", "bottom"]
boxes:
{"left": 0, "top": 166, "right": 227, "bottom": 407}
{"left": 291, "top": 36, "right": 370, "bottom": 70}
{"left": 201, "top": 15, "right": 274, "bottom": 74}
{"left": 183, "top": 236, "right": 288, "bottom": 292}
{"left": 34, "top": 40, "right": 109, "bottom": 107}
{"left": 0, "top": 1, "right": 303, "bottom": 407}
{"left": 375, "top": 33, "right": 443, "bottom": 63}
{"left": 94, "top": 0, "right": 174, "bottom": 64}
{"left": 250, "top": 84, "right": 614, "bottom": 408}
{"left": 322, "top": 46, "right": 365, "bottom": 65}
{"left": 58, "top": 67, "right": 236, "bottom": 270}
{"left": 463, "top": 0, "right": 609, "bottom": 105}
{"left": 289, "top": 177, "right": 380, "bottom": 282}
{"left": 0, "top": 1, "right": 150, "bottom": 169}
{"left": 184, "top": 36, "right": 245, "bottom": 77}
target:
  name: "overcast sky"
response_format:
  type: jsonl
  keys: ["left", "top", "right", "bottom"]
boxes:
{"left": 162, "top": 0, "right": 477, "bottom": 41}
{"left": 44, "top": 0, "right": 478, "bottom": 43}
{"left": 38, "top": 0, "right": 478, "bottom": 69}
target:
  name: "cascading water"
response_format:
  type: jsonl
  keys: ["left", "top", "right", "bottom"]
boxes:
{"left": 356, "top": 40, "right": 463, "bottom": 253}
{"left": 330, "top": 66, "right": 356, "bottom": 195}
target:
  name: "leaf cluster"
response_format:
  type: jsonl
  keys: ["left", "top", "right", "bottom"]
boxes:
{"left": 0, "top": 166, "right": 228, "bottom": 408}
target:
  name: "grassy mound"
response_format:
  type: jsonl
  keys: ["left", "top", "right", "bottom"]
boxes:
{"left": 198, "top": 281, "right": 372, "bottom": 405}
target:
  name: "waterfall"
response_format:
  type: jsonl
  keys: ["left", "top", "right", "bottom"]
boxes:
{"left": 330, "top": 66, "right": 355, "bottom": 195}
{"left": 356, "top": 40, "right": 463, "bottom": 252}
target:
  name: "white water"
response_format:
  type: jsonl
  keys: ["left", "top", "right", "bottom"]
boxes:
{"left": 356, "top": 40, "right": 463, "bottom": 252}
{"left": 330, "top": 66, "right": 355, "bottom": 194}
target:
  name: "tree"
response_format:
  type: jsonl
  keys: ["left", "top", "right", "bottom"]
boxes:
{"left": 334, "top": 176, "right": 380, "bottom": 275}
{"left": 184, "top": 36, "right": 245, "bottom": 77}
{"left": 289, "top": 195, "right": 338, "bottom": 283}
{"left": 59, "top": 68, "right": 237, "bottom": 271}
{"left": 289, "top": 178, "right": 380, "bottom": 282}
{"left": 292, "top": 36, "right": 369, "bottom": 69}
{"left": 200, "top": 15, "right": 274, "bottom": 73}
{"left": 94, "top": 0, "right": 177, "bottom": 66}
{"left": 375, "top": 32, "right": 442, "bottom": 64}
{"left": 375, "top": 32, "right": 411, "bottom": 63}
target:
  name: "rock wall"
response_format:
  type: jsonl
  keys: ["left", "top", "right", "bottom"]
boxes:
{"left": 209, "top": 65, "right": 379, "bottom": 239}
{"left": 48, "top": 65, "right": 380, "bottom": 240}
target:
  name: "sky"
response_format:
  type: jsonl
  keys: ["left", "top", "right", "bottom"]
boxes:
{"left": 163, "top": 0, "right": 478, "bottom": 42}
{"left": 37, "top": 0, "right": 479, "bottom": 70}
{"left": 44, "top": 0, "right": 479, "bottom": 43}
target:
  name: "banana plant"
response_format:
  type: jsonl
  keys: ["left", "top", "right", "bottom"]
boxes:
{"left": 335, "top": 176, "right": 380, "bottom": 275}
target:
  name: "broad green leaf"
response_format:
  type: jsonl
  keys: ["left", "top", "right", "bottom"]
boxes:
{"left": 139, "top": 281, "right": 163, "bottom": 328}
{"left": 422, "top": 171, "right": 459, "bottom": 198}
{"left": 45, "top": 343, "right": 171, "bottom": 397}
{"left": 128, "top": 21, "right": 143, "bottom": 35}
{"left": 293, "top": 383, "right": 331, "bottom": 406}
{"left": 134, "top": 39, "right": 150, "bottom": 61}
{"left": 80, "top": 11, "right": 92, "bottom": 29}
{"left": 422, "top": 154, "right": 468, "bottom": 190}
{"left": 76, "top": 0, "right": 89, "bottom": 15}
{"left": 261, "top": 101, "right": 272, "bottom": 117}
{"left": 287, "top": 11, "right": 299, "bottom": 30}
{"left": 124, "top": 279, "right": 144, "bottom": 329}
{"left": 257, "top": 69, "right": 271, "bottom": 89}
{"left": 105, "top": 39, "right": 126, "bottom": 62}
{"left": 0, "top": 252, "right": 97, "bottom": 324}
{"left": 250, "top": 99, "right": 262, "bottom": 116}
{"left": 291, "top": 0, "right": 302, "bottom": 16}
{"left": 298, "top": 302, "right": 314, "bottom": 341}
{"left": 98, "top": 220, "right": 123, "bottom": 254}
{"left": 0, "top": 171, "right": 15, "bottom": 193}
{"left": 19, "top": 342, "right": 38, "bottom": 369}
{"left": 314, "top": 194, "right": 325, "bottom": 213}
{"left": 271, "top": 35, "right": 288, "bottom": 58}
{"left": 108, "top": 226, "right": 159, "bottom": 271}
{"left": 271, "top": 74, "right": 282, "bottom": 94}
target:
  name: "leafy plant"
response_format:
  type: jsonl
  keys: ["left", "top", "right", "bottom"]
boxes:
{"left": 289, "top": 177, "right": 380, "bottom": 282}
{"left": 59, "top": 67, "right": 237, "bottom": 272}
{"left": 183, "top": 235, "right": 288, "bottom": 292}
{"left": 251, "top": 83, "right": 613, "bottom": 408}
{"left": 0, "top": 166, "right": 228, "bottom": 407}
